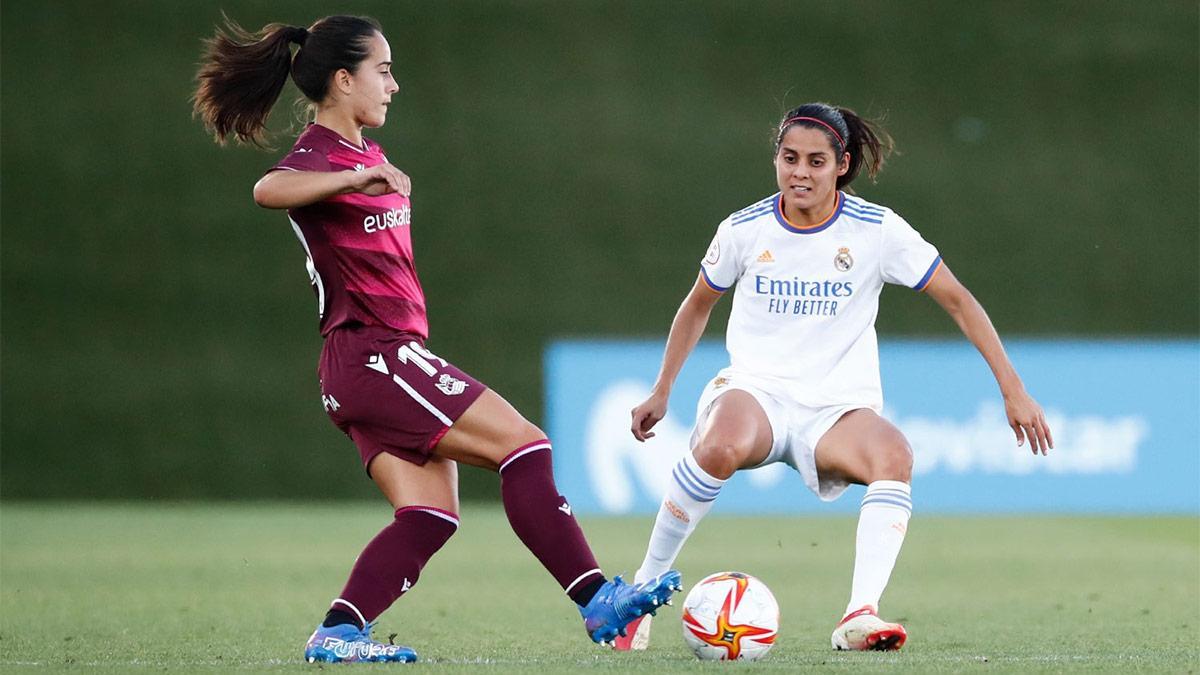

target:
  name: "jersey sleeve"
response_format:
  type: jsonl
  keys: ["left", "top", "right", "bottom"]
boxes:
{"left": 699, "top": 218, "right": 744, "bottom": 292}
{"left": 269, "top": 146, "right": 332, "bottom": 173}
{"left": 880, "top": 211, "right": 943, "bottom": 291}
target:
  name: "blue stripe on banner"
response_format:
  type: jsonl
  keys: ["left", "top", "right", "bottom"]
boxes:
{"left": 680, "top": 459, "right": 722, "bottom": 492}
{"left": 843, "top": 201, "right": 884, "bottom": 216}
{"left": 674, "top": 464, "right": 719, "bottom": 499}
{"left": 913, "top": 255, "right": 943, "bottom": 291}
{"left": 673, "top": 468, "right": 716, "bottom": 502}
{"left": 862, "top": 496, "right": 913, "bottom": 512}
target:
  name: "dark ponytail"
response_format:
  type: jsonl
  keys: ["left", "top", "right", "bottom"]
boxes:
{"left": 775, "top": 103, "right": 894, "bottom": 190}
{"left": 193, "top": 14, "right": 381, "bottom": 146}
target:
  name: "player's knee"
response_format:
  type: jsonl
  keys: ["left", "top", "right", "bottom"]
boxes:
{"left": 504, "top": 420, "right": 547, "bottom": 451}
{"left": 692, "top": 440, "right": 749, "bottom": 480}
{"left": 872, "top": 437, "right": 912, "bottom": 482}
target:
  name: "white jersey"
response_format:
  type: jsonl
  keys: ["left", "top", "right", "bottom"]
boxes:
{"left": 699, "top": 191, "right": 942, "bottom": 408}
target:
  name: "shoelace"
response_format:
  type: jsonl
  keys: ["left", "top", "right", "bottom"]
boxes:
{"left": 609, "top": 577, "right": 644, "bottom": 618}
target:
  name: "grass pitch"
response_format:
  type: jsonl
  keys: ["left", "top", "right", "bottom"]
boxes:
{"left": 1, "top": 504, "right": 1197, "bottom": 672}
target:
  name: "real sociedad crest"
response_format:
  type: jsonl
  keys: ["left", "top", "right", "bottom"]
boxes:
{"left": 834, "top": 247, "right": 853, "bottom": 272}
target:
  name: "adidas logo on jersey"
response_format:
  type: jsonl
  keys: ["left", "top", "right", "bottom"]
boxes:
{"left": 757, "top": 250, "right": 775, "bottom": 263}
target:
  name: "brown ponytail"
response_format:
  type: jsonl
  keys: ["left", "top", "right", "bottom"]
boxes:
{"left": 192, "top": 16, "right": 304, "bottom": 146}
{"left": 837, "top": 106, "right": 894, "bottom": 188}
{"left": 192, "top": 14, "right": 381, "bottom": 147}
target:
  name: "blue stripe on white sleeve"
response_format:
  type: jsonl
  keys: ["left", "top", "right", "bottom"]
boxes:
{"left": 842, "top": 211, "right": 883, "bottom": 224}
{"left": 731, "top": 204, "right": 774, "bottom": 225}
{"left": 843, "top": 199, "right": 884, "bottom": 215}
{"left": 700, "top": 267, "right": 729, "bottom": 292}
{"left": 913, "top": 255, "right": 943, "bottom": 291}
{"left": 730, "top": 194, "right": 776, "bottom": 217}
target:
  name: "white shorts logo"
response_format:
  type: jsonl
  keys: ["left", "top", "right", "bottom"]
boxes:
{"left": 436, "top": 374, "right": 468, "bottom": 396}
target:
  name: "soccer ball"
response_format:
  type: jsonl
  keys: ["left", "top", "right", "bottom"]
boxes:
{"left": 681, "top": 571, "right": 779, "bottom": 661}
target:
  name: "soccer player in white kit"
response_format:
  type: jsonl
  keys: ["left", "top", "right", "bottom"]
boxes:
{"left": 616, "top": 102, "right": 1054, "bottom": 652}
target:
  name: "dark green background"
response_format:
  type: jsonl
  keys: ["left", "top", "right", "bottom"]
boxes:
{"left": 2, "top": 1, "right": 1196, "bottom": 500}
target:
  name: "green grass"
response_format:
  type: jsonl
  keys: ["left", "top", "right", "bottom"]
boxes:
{"left": 1, "top": 504, "right": 1197, "bottom": 672}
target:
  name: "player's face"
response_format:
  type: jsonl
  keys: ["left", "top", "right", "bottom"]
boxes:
{"left": 349, "top": 32, "right": 399, "bottom": 128}
{"left": 774, "top": 126, "right": 849, "bottom": 217}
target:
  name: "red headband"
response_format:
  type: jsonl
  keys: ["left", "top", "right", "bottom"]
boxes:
{"left": 780, "top": 116, "right": 845, "bottom": 150}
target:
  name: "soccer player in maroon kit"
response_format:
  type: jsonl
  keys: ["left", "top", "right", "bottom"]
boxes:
{"left": 193, "top": 14, "right": 680, "bottom": 664}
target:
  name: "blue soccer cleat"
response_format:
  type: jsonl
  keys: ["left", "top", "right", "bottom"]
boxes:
{"left": 303, "top": 621, "right": 418, "bottom": 663}
{"left": 580, "top": 571, "right": 683, "bottom": 646}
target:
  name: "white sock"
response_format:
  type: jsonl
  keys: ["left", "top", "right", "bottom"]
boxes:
{"left": 845, "top": 480, "right": 912, "bottom": 616}
{"left": 634, "top": 453, "right": 726, "bottom": 583}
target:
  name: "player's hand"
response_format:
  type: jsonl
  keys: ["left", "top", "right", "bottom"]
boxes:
{"left": 348, "top": 163, "right": 411, "bottom": 197}
{"left": 631, "top": 391, "right": 669, "bottom": 442}
{"left": 1005, "top": 390, "right": 1053, "bottom": 456}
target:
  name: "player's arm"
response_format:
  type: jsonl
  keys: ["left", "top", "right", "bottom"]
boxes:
{"left": 923, "top": 264, "right": 1054, "bottom": 455}
{"left": 252, "top": 164, "right": 412, "bottom": 209}
{"left": 630, "top": 273, "right": 724, "bottom": 441}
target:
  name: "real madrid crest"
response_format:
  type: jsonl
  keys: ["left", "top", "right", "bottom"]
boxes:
{"left": 834, "top": 246, "right": 854, "bottom": 272}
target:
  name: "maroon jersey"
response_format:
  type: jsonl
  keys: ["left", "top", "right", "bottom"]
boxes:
{"left": 270, "top": 124, "right": 428, "bottom": 338}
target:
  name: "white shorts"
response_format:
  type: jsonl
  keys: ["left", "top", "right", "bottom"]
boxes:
{"left": 689, "top": 369, "right": 879, "bottom": 501}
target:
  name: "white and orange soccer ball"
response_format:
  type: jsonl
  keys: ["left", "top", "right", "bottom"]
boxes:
{"left": 680, "top": 571, "right": 779, "bottom": 661}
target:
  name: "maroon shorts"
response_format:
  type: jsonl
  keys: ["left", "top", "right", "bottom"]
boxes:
{"left": 318, "top": 325, "right": 487, "bottom": 471}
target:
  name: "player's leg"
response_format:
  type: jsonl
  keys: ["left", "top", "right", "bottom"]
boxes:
{"left": 305, "top": 453, "right": 459, "bottom": 663}
{"left": 618, "top": 390, "right": 772, "bottom": 651}
{"left": 815, "top": 409, "right": 912, "bottom": 651}
{"left": 636, "top": 389, "right": 773, "bottom": 582}
{"left": 434, "top": 388, "right": 681, "bottom": 645}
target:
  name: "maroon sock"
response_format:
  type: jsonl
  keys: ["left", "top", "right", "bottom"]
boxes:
{"left": 499, "top": 440, "right": 606, "bottom": 606}
{"left": 330, "top": 506, "right": 459, "bottom": 627}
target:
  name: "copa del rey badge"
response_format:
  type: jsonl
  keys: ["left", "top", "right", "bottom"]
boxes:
{"left": 834, "top": 246, "right": 853, "bottom": 272}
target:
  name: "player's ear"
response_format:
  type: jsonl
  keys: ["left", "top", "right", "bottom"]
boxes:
{"left": 837, "top": 152, "right": 851, "bottom": 176}
{"left": 332, "top": 68, "right": 354, "bottom": 96}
